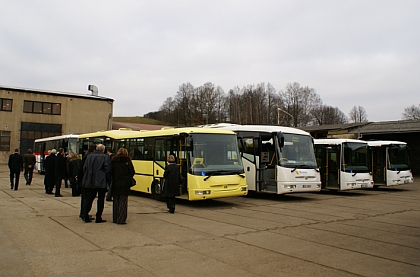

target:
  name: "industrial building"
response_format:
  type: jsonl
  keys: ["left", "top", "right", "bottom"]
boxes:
{"left": 0, "top": 85, "right": 113, "bottom": 164}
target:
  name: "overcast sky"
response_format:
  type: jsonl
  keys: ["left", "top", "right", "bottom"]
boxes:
{"left": 1, "top": 1, "right": 419, "bottom": 122}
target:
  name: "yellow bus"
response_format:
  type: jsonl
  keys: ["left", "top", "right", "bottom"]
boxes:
{"left": 78, "top": 127, "right": 247, "bottom": 201}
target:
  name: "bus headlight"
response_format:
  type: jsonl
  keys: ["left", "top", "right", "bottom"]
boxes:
{"left": 347, "top": 183, "right": 356, "bottom": 187}
{"left": 284, "top": 185, "right": 296, "bottom": 189}
{"left": 195, "top": 190, "right": 211, "bottom": 195}
{"left": 241, "top": 187, "right": 247, "bottom": 192}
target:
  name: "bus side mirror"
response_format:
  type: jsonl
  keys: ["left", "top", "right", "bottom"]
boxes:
{"left": 185, "top": 137, "right": 194, "bottom": 154}
{"left": 186, "top": 137, "right": 193, "bottom": 149}
{"left": 277, "top": 132, "right": 284, "bottom": 148}
{"left": 238, "top": 137, "right": 246, "bottom": 152}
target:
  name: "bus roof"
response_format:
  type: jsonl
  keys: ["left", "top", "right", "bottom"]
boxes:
{"left": 78, "top": 127, "right": 236, "bottom": 140}
{"left": 314, "top": 138, "right": 368, "bottom": 145}
{"left": 34, "top": 134, "right": 79, "bottom": 143}
{"left": 201, "top": 123, "right": 311, "bottom": 136}
{"left": 78, "top": 129, "right": 138, "bottom": 139}
{"left": 366, "top": 140, "right": 407, "bottom": 147}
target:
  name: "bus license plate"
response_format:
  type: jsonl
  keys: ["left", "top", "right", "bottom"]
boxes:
{"left": 404, "top": 180, "right": 409, "bottom": 184}
{"left": 303, "top": 185, "right": 311, "bottom": 188}
{"left": 360, "top": 184, "right": 368, "bottom": 188}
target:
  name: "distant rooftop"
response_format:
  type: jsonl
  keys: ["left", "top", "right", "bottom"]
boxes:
{"left": 112, "top": 121, "right": 170, "bottom": 131}
{"left": 0, "top": 85, "right": 114, "bottom": 102}
{"left": 301, "top": 119, "right": 420, "bottom": 135}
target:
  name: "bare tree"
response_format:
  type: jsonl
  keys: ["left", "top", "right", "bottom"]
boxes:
{"left": 312, "top": 105, "right": 348, "bottom": 125}
{"left": 157, "top": 81, "right": 352, "bottom": 127}
{"left": 279, "top": 82, "right": 319, "bottom": 127}
{"left": 159, "top": 97, "right": 177, "bottom": 125}
{"left": 349, "top": 106, "right": 368, "bottom": 123}
{"left": 174, "top": 83, "right": 194, "bottom": 126}
{"left": 402, "top": 104, "right": 420, "bottom": 120}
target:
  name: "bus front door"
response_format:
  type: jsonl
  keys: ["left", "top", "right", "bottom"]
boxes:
{"left": 325, "top": 146, "right": 340, "bottom": 189}
{"left": 371, "top": 147, "right": 386, "bottom": 185}
{"left": 258, "top": 139, "right": 277, "bottom": 193}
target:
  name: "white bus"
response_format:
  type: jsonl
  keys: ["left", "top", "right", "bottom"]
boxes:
{"left": 367, "top": 140, "right": 414, "bottom": 187}
{"left": 314, "top": 139, "right": 374, "bottom": 190}
{"left": 33, "top": 134, "right": 79, "bottom": 173}
{"left": 204, "top": 124, "right": 321, "bottom": 194}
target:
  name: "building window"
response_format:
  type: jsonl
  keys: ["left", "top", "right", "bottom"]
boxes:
{"left": 0, "top": 131, "right": 11, "bottom": 151}
{"left": 23, "top": 100, "right": 61, "bottom": 115}
{"left": 0, "top": 98, "right": 13, "bottom": 111}
{"left": 52, "top": 103, "right": 61, "bottom": 115}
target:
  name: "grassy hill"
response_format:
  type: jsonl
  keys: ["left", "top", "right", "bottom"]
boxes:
{"left": 113, "top": 116, "right": 166, "bottom": 125}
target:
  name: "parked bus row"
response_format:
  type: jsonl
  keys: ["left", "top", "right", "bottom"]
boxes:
{"left": 33, "top": 124, "right": 414, "bottom": 202}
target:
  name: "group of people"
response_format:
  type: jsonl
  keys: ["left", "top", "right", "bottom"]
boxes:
{"left": 8, "top": 144, "right": 184, "bottom": 225}
{"left": 43, "top": 148, "right": 69, "bottom": 197}
{"left": 78, "top": 144, "right": 135, "bottom": 224}
{"left": 8, "top": 148, "right": 36, "bottom": 190}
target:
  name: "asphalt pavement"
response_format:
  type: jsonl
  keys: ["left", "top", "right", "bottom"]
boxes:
{"left": 0, "top": 164, "right": 419, "bottom": 277}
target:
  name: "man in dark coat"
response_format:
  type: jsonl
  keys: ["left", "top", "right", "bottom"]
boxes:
{"left": 81, "top": 144, "right": 111, "bottom": 223}
{"left": 23, "top": 148, "right": 36, "bottom": 185}
{"left": 44, "top": 149, "right": 56, "bottom": 194}
{"left": 163, "top": 155, "right": 184, "bottom": 213}
{"left": 8, "top": 148, "right": 23, "bottom": 190}
{"left": 54, "top": 148, "right": 67, "bottom": 197}
{"left": 78, "top": 145, "right": 95, "bottom": 220}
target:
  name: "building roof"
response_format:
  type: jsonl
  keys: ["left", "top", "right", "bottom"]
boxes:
{"left": 301, "top": 122, "right": 370, "bottom": 132}
{"left": 0, "top": 85, "right": 114, "bottom": 102}
{"left": 112, "top": 121, "right": 170, "bottom": 131}
{"left": 348, "top": 120, "right": 420, "bottom": 134}
{"left": 300, "top": 120, "right": 420, "bottom": 137}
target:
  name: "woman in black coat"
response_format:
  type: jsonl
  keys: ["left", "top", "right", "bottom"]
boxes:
{"left": 163, "top": 155, "right": 183, "bottom": 214}
{"left": 68, "top": 153, "right": 82, "bottom": 197}
{"left": 44, "top": 150, "right": 56, "bottom": 194}
{"left": 111, "top": 148, "right": 135, "bottom": 224}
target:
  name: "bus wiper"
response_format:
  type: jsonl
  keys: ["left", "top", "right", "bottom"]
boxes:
{"left": 352, "top": 172, "right": 357, "bottom": 177}
{"left": 204, "top": 171, "right": 245, "bottom": 181}
{"left": 291, "top": 167, "right": 298, "bottom": 173}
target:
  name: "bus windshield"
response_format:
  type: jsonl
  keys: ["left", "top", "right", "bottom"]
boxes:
{"left": 189, "top": 134, "right": 244, "bottom": 176}
{"left": 342, "top": 142, "right": 369, "bottom": 173}
{"left": 278, "top": 134, "right": 317, "bottom": 169}
{"left": 388, "top": 145, "right": 410, "bottom": 171}
{"left": 68, "top": 138, "right": 78, "bottom": 154}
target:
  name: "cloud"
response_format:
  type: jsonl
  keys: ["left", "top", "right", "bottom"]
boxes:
{"left": 1, "top": 0, "right": 419, "bottom": 121}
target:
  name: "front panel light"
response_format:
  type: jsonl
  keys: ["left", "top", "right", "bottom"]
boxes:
{"left": 195, "top": 190, "right": 211, "bottom": 195}
{"left": 284, "top": 185, "right": 296, "bottom": 189}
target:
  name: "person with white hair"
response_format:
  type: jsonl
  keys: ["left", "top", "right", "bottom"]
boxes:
{"left": 81, "top": 144, "right": 111, "bottom": 223}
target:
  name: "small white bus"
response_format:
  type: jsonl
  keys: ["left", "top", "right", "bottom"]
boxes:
{"left": 33, "top": 134, "right": 79, "bottom": 173}
{"left": 314, "top": 139, "right": 374, "bottom": 190}
{"left": 367, "top": 140, "right": 414, "bottom": 187}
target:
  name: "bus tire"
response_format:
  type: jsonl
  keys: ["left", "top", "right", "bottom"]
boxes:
{"left": 151, "top": 179, "right": 164, "bottom": 202}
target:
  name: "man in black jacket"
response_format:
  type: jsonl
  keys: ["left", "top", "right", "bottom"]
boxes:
{"left": 23, "top": 148, "right": 36, "bottom": 185}
{"left": 44, "top": 149, "right": 56, "bottom": 194}
{"left": 8, "top": 148, "right": 23, "bottom": 190}
{"left": 81, "top": 144, "right": 111, "bottom": 223}
{"left": 78, "top": 145, "right": 95, "bottom": 220}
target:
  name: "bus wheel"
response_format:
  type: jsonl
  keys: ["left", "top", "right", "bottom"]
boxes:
{"left": 151, "top": 180, "right": 164, "bottom": 201}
